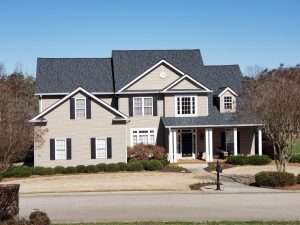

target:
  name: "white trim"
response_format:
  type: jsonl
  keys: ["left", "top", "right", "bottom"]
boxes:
{"left": 165, "top": 124, "right": 264, "bottom": 128}
{"left": 233, "top": 128, "right": 238, "bottom": 156}
{"left": 174, "top": 95, "right": 198, "bottom": 117}
{"left": 117, "top": 59, "right": 185, "bottom": 93}
{"left": 95, "top": 137, "right": 107, "bottom": 159}
{"left": 74, "top": 97, "right": 86, "bottom": 120}
{"left": 130, "top": 128, "right": 157, "bottom": 146}
{"left": 54, "top": 138, "right": 67, "bottom": 160}
{"left": 117, "top": 91, "right": 161, "bottom": 94}
{"left": 162, "top": 74, "right": 212, "bottom": 92}
{"left": 176, "top": 129, "right": 197, "bottom": 159}
{"left": 218, "top": 87, "right": 238, "bottom": 97}
{"left": 133, "top": 97, "right": 153, "bottom": 116}
{"left": 30, "top": 87, "right": 128, "bottom": 122}
{"left": 35, "top": 92, "right": 114, "bottom": 96}
{"left": 258, "top": 128, "right": 263, "bottom": 156}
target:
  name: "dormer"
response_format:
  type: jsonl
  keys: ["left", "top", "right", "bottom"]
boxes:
{"left": 217, "top": 87, "right": 238, "bottom": 113}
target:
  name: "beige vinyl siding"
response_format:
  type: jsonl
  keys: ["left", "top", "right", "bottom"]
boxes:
{"left": 126, "top": 65, "right": 180, "bottom": 91}
{"left": 220, "top": 91, "right": 237, "bottom": 113}
{"left": 118, "top": 97, "right": 129, "bottom": 115}
{"left": 170, "top": 79, "right": 202, "bottom": 90}
{"left": 34, "top": 92, "right": 127, "bottom": 167}
{"left": 42, "top": 98, "right": 60, "bottom": 111}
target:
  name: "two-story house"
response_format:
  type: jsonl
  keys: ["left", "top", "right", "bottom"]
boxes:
{"left": 30, "top": 49, "right": 263, "bottom": 167}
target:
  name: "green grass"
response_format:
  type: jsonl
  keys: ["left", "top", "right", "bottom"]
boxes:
{"left": 292, "top": 139, "right": 300, "bottom": 155}
{"left": 54, "top": 222, "right": 300, "bottom": 225}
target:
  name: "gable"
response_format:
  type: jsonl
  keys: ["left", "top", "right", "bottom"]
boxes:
{"left": 169, "top": 78, "right": 204, "bottom": 91}
{"left": 126, "top": 64, "right": 181, "bottom": 91}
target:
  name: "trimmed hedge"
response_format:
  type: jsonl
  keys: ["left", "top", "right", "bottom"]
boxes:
{"left": 227, "top": 155, "right": 271, "bottom": 165}
{"left": 104, "top": 163, "right": 120, "bottom": 172}
{"left": 64, "top": 166, "right": 77, "bottom": 174}
{"left": 127, "top": 161, "right": 144, "bottom": 171}
{"left": 2, "top": 166, "right": 33, "bottom": 178}
{"left": 32, "top": 167, "right": 54, "bottom": 176}
{"left": 255, "top": 171, "right": 296, "bottom": 187}
{"left": 297, "top": 174, "right": 300, "bottom": 184}
{"left": 143, "top": 160, "right": 163, "bottom": 171}
{"left": 54, "top": 166, "right": 65, "bottom": 174}
{"left": 289, "top": 154, "right": 300, "bottom": 163}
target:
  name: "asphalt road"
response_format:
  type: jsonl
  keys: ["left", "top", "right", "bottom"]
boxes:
{"left": 20, "top": 192, "right": 300, "bottom": 223}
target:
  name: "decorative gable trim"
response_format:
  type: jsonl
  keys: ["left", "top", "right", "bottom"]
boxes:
{"left": 30, "top": 87, "right": 128, "bottom": 122}
{"left": 162, "top": 74, "right": 212, "bottom": 93}
{"left": 218, "top": 87, "right": 238, "bottom": 97}
{"left": 117, "top": 59, "right": 186, "bottom": 93}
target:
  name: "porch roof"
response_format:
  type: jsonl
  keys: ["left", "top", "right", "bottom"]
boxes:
{"left": 161, "top": 110, "right": 263, "bottom": 128}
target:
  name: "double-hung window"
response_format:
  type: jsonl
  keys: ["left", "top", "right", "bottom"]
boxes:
{"left": 176, "top": 96, "right": 196, "bottom": 116}
{"left": 96, "top": 138, "right": 107, "bottom": 159}
{"left": 55, "top": 139, "right": 66, "bottom": 160}
{"left": 131, "top": 128, "right": 156, "bottom": 146}
{"left": 224, "top": 96, "right": 233, "bottom": 110}
{"left": 133, "top": 97, "right": 153, "bottom": 116}
{"left": 75, "top": 98, "right": 86, "bottom": 119}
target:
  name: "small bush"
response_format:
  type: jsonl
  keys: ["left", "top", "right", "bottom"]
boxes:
{"left": 255, "top": 171, "right": 295, "bottom": 187}
{"left": 297, "top": 174, "right": 300, "bottom": 184}
{"left": 143, "top": 160, "right": 163, "bottom": 171}
{"left": 3, "top": 166, "right": 33, "bottom": 178}
{"left": 86, "top": 165, "right": 97, "bottom": 173}
{"left": 117, "top": 162, "right": 127, "bottom": 171}
{"left": 227, "top": 155, "right": 271, "bottom": 165}
{"left": 104, "top": 163, "right": 120, "bottom": 172}
{"left": 29, "top": 211, "right": 50, "bottom": 225}
{"left": 126, "top": 161, "right": 144, "bottom": 171}
{"left": 127, "top": 144, "right": 167, "bottom": 160}
{"left": 32, "top": 167, "right": 54, "bottom": 176}
{"left": 76, "top": 165, "right": 86, "bottom": 173}
{"left": 53, "top": 166, "right": 65, "bottom": 174}
{"left": 289, "top": 154, "right": 300, "bottom": 163}
{"left": 96, "top": 163, "right": 106, "bottom": 172}
{"left": 63, "top": 166, "right": 77, "bottom": 174}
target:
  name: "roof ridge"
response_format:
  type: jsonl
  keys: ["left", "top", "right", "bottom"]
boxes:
{"left": 37, "top": 57, "right": 111, "bottom": 60}
{"left": 112, "top": 49, "right": 200, "bottom": 52}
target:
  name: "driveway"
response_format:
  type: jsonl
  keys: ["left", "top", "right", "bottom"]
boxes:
{"left": 20, "top": 192, "right": 300, "bottom": 223}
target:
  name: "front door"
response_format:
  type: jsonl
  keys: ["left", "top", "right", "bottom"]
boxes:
{"left": 181, "top": 132, "right": 193, "bottom": 157}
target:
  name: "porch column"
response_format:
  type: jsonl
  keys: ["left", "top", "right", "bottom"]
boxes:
{"left": 250, "top": 131, "right": 256, "bottom": 155}
{"left": 233, "top": 128, "right": 238, "bottom": 156}
{"left": 172, "top": 129, "right": 177, "bottom": 163}
{"left": 168, "top": 128, "right": 173, "bottom": 162}
{"left": 258, "top": 128, "right": 262, "bottom": 156}
{"left": 205, "top": 128, "right": 213, "bottom": 162}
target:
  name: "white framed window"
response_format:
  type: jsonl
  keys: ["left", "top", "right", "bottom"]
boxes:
{"left": 96, "top": 138, "right": 107, "bottom": 159}
{"left": 55, "top": 138, "right": 66, "bottom": 160}
{"left": 133, "top": 97, "right": 153, "bottom": 116}
{"left": 175, "top": 96, "right": 197, "bottom": 116}
{"left": 225, "top": 129, "right": 234, "bottom": 152}
{"left": 224, "top": 96, "right": 233, "bottom": 110}
{"left": 75, "top": 98, "right": 86, "bottom": 119}
{"left": 131, "top": 128, "right": 156, "bottom": 146}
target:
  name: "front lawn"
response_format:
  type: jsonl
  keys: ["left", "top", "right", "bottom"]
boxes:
{"left": 292, "top": 139, "right": 300, "bottom": 155}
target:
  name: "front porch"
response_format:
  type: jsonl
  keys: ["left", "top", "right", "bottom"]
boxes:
{"left": 167, "top": 126, "right": 263, "bottom": 163}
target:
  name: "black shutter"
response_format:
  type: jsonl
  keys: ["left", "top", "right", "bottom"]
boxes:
{"left": 237, "top": 132, "right": 241, "bottom": 154}
{"left": 107, "top": 137, "right": 112, "bottom": 159}
{"left": 91, "top": 138, "right": 96, "bottom": 159}
{"left": 50, "top": 139, "right": 55, "bottom": 160}
{"left": 86, "top": 97, "right": 91, "bottom": 119}
{"left": 153, "top": 96, "right": 158, "bottom": 116}
{"left": 221, "top": 131, "right": 226, "bottom": 150}
{"left": 128, "top": 97, "right": 133, "bottom": 116}
{"left": 66, "top": 138, "right": 72, "bottom": 160}
{"left": 70, "top": 98, "right": 75, "bottom": 119}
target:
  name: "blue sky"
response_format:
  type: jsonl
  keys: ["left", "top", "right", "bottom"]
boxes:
{"left": 0, "top": 0, "right": 299, "bottom": 75}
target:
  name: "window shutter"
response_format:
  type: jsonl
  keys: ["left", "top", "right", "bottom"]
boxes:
{"left": 107, "top": 137, "right": 112, "bottom": 159}
{"left": 128, "top": 97, "right": 133, "bottom": 117}
{"left": 221, "top": 132, "right": 226, "bottom": 150}
{"left": 91, "top": 138, "right": 96, "bottom": 159}
{"left": 50, "top": 139, "right": 55, "bottom": 160}
{"left": 66, "top": 138, "right": 72, "bottom": 160}
{"left": 70, "top": 98, "right": 75, "bottom": 119}
{"left": 237, "top": 132, "right": 241, "bottom": 154}
{"left": 153, "top": 96, "right": 158, "bottom": 116}
{"left": 86, "top": 97, "right": 91, "bottom": 119}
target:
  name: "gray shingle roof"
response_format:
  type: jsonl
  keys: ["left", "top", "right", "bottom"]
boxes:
{"left": 36, "top": 58, "right": 114, "bottom": 93}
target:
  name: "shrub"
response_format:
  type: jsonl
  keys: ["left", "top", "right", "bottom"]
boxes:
{"left": 63, "top": 166, "right": 77, "bottom": 174}
{"left": 297, "top": 174, "right": 300, "bottom": 184}
{"left": 117, "top": 162, "right": 127, "bottom": 171}
{"left": 53, "top": 166, "right": 65, "bottom": 174}
{"left": 96, "top": 163, "right": 106, "bottom": 172}
{"left": 86, "top": 165, "right": 97, "bottom": 173}
{"left": 3, "top": 166, "right": 33, "bottom": 178}
{"left": 289, "top": 154, "right": 300, "bottom": 163}
{"left": 32, "top": 167, "right": 54, "bottom": 176}
{"left": 227, "top": 155, "right": 271, "bottom": 165}
{"left": 255, "top": 171, "right": 295, "bottom": 187}
{"left": 29, "top": 211, "right": 50, "bottom": 225}
{"left": 127, "top": 144, "right": 167, "bottom": 160}
{"left": 126, "top": 161, "right": 144, "bottom": 171}
{"left": 104, "top": 163, "right": 120, "bottom": 172}
{"left": 143, "top": 160, "right": 163, "bottom": 171}
{"left": 76, "top": 165, "right": 87, "bottom": 173}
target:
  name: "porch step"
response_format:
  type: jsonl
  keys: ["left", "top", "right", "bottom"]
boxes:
{"left": 177, "top": 159, "right": 206, "bottom": 164}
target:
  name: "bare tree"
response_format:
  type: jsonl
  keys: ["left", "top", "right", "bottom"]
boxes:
{"left": 244, "top": 65, "right": 265, "bottom": 77}
{"left": 242, "top": 67, "right": 300, "bottom": 172}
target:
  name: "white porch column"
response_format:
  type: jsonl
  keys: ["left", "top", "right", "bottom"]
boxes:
{"left": 205, "top": 128, "right": 213, "bottom": 162}
{"left": 172, "top": 129, "right": 177, "bottom": 163}
{"left": 209, "top": 128, "right": 213, "bottom": 162}
{"left": 168, "top": 128, "right": 173, "bottom": 162}
{"left": 258, "top": 128, "right": 262, "bottom": 156}
{"left": 233, "top": 128, "right": 238, "bottom": 156}
{"left": 250, "top": 131, "right": 256, "bottom": 155}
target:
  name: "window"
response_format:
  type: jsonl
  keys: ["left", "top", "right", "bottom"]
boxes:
{"left": 225, "top": 129, "right": 234, "bottom": 152}
{"left": 96, "top": 138, "right": 107, "bottom": 159}
{"left": 176, "top": 96, "right": 196, "bottom": 116}
{"left": 55, "top": 139, "right": 66, "bottom": 160}
{"left": 133, "top": 97, "right": 153, "bottom": 116}
{"left": 224, "top": 96, "right": 233, "bottom": 110}
{"left": 75, "top": 98, "right": 86, "bottom": 118}
{"left": 131, "top": 128, "right": 156, "bottom": 146}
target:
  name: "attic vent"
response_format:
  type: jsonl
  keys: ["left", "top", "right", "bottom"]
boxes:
{"left": 160, "top": 72, "right": 167, "bottom": 79}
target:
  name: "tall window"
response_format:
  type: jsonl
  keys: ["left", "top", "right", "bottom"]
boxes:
{"left": 96, "top": 138, "right": 107, "bottom": 159}
{"left": 225, "top": 129, "right": 234, "bottom": 152}
{"left": 176, "top": 96, "right": 196, "bottom": 116}
{"left": 75, "top": 98, "right": 86, "bottom": 118}
{"left": 133, "top": 97, "right": 153, "bottom": 116}
{"left": 131, "top": 128, "right": 156, "bottom": 146}
{"left": 55, "top": 139, "right": 66, "bottom": 160}
{"left": 224, "top": 96, "right": 233, "bottom": 110}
